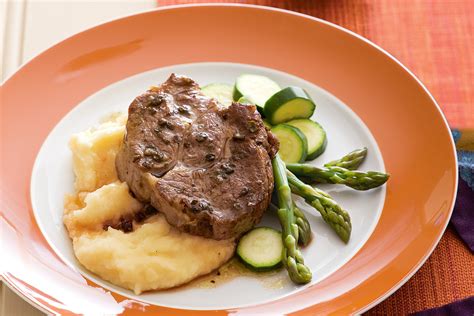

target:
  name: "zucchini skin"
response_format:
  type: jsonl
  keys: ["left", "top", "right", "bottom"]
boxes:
{"left": 236, "top": 257, "right": 283, "bottom": 272}
{"left": 264, "top": 87, "right": 316, "bottom": 125}
{"left": 308, "top": 134, "right": 327, "bottom": 160}
{"left": 236, "top": 227, "right": 283, "bottom": 271}
{"left": 233, "top": 85, "right": 243, "bottom": 102}
{"left": 271, "top": 124, "right": 308, "bottom": 163}
{"left": 286, "top": 119, "right": 327, "bottom": 160}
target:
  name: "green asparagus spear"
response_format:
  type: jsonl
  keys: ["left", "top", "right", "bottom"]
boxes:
{"left": 324, "top": 147, "right": 368, "bottom": 170}
{"left": 269, "top": 202, "right": 312, "bottom": 246}
{"left": 286, "top": 170, "right": 352, "bottom": 243}
{"left": 286, "top": 164, "right": 389, "bottom": 191}
{"left": 292, "top": 203, "right": 312, "bottom": 246}
{"left": 272, "top": 154, "right": 312, "bottom": 284}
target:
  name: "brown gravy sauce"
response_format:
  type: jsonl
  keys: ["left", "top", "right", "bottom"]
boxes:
{"left": 167, "top": 258, "right": 290, "bottom": 292}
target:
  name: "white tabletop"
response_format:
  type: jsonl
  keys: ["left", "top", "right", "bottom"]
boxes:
{"left": 1, "top": 1, "right": 156, "bottom": 314}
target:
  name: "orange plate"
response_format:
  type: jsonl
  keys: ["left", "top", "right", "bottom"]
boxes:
{"left": 0, "top": 4, "right": 457, "bottom": 315}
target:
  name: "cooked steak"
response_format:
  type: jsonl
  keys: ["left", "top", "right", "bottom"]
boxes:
{"left": 116, "top": 74, "right": 279, "bottom": 240}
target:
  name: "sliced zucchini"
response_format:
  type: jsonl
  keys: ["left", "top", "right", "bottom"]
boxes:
{"left": 237, "top": 227, "right": 283, "bottom": 270}
{"left": 233, "top": 74, "right": 281, "bottom": 112}
{"left": 286, "top": 119, "right": 327, "bottom": 160}
{"left": 271, "top": 124, "right": 308, "bottom": 163}
{"left": 202, "top": 83, "right": 233, "bottom": 106}
{"left": 238, "top": 96, "right": 267, "bottom": 116}
{"left": 264, "top": 87, "right": 316, "bottom": 125}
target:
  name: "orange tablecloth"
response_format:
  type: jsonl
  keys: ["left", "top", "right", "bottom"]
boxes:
{"left": 157, "top": 1, "right": 473, "bottom": 314}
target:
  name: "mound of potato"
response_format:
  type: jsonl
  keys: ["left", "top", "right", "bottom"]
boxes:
{"left": 64, "top": 113, "right": 235, "bottom": 294}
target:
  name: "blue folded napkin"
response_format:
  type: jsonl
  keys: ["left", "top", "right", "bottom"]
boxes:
{"left": 450, "top": 129, "right": 474, "bottom": 252}
{"left": 412, "top": 296, "right": 474, "bottom": 316}
{"left": 413, "top": 129, "right": 474, "bottom": 316}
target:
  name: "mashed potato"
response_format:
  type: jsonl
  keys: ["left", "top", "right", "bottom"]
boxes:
{"left": 64, "top": 114, "right": 235, "bottom": 294}
{"left": 69, "top": 113, "right": 126, "bottom": 193}
{"left": 64, "top": 181, "right": 143, "bottom": 237}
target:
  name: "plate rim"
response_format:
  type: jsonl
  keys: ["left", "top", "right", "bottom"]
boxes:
{"left": 1, "top": 274, "right": 55, "bottom": 315}
{"left": 1, "top": 3, "right": 458, "bottom": 314}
